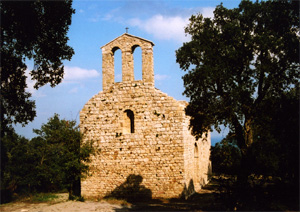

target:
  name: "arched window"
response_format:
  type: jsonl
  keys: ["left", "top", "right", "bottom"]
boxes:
{"left": 132, "top": 45, "right": 142, "bottom": 81}
{"left": 113, "top": 47, "right": 122, "bottom": 82}
{"left": 123, "top": 110, "right": 134, "bottom": 134}
{"left": 194, "top": 143, "right": 199, "bottom": 158}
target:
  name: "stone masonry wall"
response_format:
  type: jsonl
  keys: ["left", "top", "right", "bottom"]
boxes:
{"left": 81, "top": 82, "right": 188, "bottom": 198}
{"left": 102, "top": 33, "right": 154, "bottom": 91}
{"left": 181, "top": 113, "right": 211, "bottom": 194}
{"left": 80, "top": 33, "right": 211, "bottom": 199}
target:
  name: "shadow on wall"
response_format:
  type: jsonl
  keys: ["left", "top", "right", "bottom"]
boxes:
{"left": 181, "top": 179, "right": 195, "bottom": 199}
{"left": 104, "top": 174, "right": 152, "bottom": 203}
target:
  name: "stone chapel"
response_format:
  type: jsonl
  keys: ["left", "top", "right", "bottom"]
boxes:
{"left": 80, "top": 33, "right": 211, "bottom": 199}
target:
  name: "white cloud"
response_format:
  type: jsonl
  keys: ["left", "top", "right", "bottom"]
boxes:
{"left": 102, "top": 13, "right": 113, "bottom": 21}
{"left": 127, "top": 7, "right": 215, "bottom": 43}
{"left": 89, "top": 14, "right": 101, "bottom": 23}
{"left": 69, "top": 87, "right": 79, "bottom": 94}
{"left": 25, "top": 70, "right": 46, "bottom": 98}
{"left": 64, "top": 66, "right": 100, "bottom": 81}
{"left": 101, "top": 8, "right": 120, "bottom": 21}
{"left": 101, "top": 3, "right": 215, "bottom": 43}
{"left": 129, "top": 15, "right": 190, "bottom": 43}
{"left": 201, "top": 7, "right": 215, "bottom": 19}
{"left": 154, "top": 74, "right": 170, "bottom": 81}
{"left": 25, "top": 66, "right": 100, "bottom": 97}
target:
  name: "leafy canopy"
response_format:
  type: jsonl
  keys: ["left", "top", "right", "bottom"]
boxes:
{"left": 176, "top": 0, "right": 299, "bottom": 152}
{"left": 32, "top": 114, "right": 94, "bottom": 197}
{"left": 1, "top": 114, "right": 94, "bottom": 199}
{"left": 210, "top": 136, "right": 241, "bottom": 175}
{"left": 0, "top": 1, "right": 75, "bottom": 134}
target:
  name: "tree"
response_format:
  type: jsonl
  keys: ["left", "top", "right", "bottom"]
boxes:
{"left": 32, "top": 114, "right": 94, "bottom": 198}
{"left": 0, "top": 1, "right": 75, "bottom": 136}
{"left": 0, "top": 115, "right": 94, "bottom": 202}
{"left": 176, "top": 0, "right": 299, "bottom": 178}
{"left": 1, "top": 131, "right": 33, "bottom": 203}
{"left": 250, "top": 86, "right": 299, "bottom": 181}
{"left": 210, "top": 134, "right": 241, "bottom": 175}
{"left": 209, "top": 87, "right": 299, "bottom": 210}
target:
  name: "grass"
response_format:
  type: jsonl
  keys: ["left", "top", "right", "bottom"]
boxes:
{"left": 69, "top": 194, "right": 85, "bottom": 202}
{"left": 103, "top": 197, "right": 131, "bottom": 207}
{"left": 30, "top": 193, "right": 59, "bottom": 203}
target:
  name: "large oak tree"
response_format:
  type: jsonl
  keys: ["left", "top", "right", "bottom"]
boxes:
{"left": 176, "top": 0, "right": 299, "bottom": 175}
{"left": 1, "top": 1, "right": 75, "bottom": 136}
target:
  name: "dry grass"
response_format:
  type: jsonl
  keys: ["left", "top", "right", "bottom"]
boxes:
{"left": 101, "top": 197, "right": 132, "bottom": 207}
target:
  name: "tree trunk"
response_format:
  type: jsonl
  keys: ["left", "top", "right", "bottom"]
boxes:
{"left": 68, "top": 185, "right": 73, "bottom": 200}
{"left": 73, "top": 178, "right": 81, "bottom": 197}
{"left": 238, "top": 149, "right": 250, "bottom": 185}
{"left": 236, "top": 118, "right": 254, "bottom": 185}
{"left": 244, "top": 119, "right": 254, "bottom": 147}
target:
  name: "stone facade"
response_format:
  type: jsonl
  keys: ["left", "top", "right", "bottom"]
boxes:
{"left": 80, "top": 33, "right": 211, "bottom": 199}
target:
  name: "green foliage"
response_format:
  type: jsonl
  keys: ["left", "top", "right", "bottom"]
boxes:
{"left": 1, "top": 114, "right": 94, "bottom": 203}
{"left": 209, "top": 86, "right": 299, "bottom": 210}
{"left": 1, "top": 132, "right": 33, "bottom": 193}
{"left": 176, "top": 0, "right": 299, "bottom": 184}
{"left": 250, "top": 86, "right": 299, "bottom": 179}
{"left": 214, "top": 175, "right": 299, "bottom": 211}
{"left": 69, "top": 194, "right": 85, "bottom": 202}
{"left": 0, "top": 1, "right": 75, "bottom": 136}
{"left": 210, "top": 135, "right": 241, "bottom": 175}
{"left": 210, "top": 86, "right": 298, "bottom": 182}
{"left": 30, "top": 193, "right": 59, "bottom": 203}
{"left": 32, "top": 114, "right": 94, "bottom": 197}
{"left": 176, "top": 0, "right": 299, "bottom": 154}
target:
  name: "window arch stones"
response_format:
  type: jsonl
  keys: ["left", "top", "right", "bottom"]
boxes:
{"left": 123, "top": 109, "right": 134, "bottom": 134}
{"left": 101, "top": 34, "right": 154, "bottom": 91}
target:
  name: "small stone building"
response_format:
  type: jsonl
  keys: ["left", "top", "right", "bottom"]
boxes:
{"left": 80, "top": 33, "right": 211, "bottom": 199}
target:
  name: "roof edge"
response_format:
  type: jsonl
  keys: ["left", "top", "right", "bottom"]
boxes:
{"left": 101, "top": 33, "right": 155, "bottom": 49}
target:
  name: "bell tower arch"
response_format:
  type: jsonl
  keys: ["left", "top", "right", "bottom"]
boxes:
{"left": 101, "top": 33, "right": 155, "bottom": 91}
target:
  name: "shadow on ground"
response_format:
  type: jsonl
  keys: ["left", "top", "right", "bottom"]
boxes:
{"left": 112, "top": 177, "right": 219, "bottom": 212}
{"left": 104, "top": 174, "right": 152, "bottom": 203}
{"left": 112, "top": 176, "right": 299, "bottom": 212}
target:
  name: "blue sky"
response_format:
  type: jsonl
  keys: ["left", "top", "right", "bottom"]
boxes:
{"left": 15, "top": 0, "right": 239, "bottom": 145}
